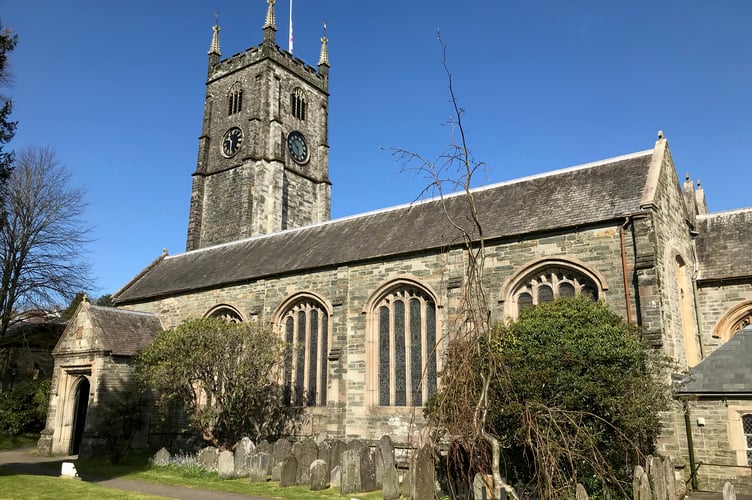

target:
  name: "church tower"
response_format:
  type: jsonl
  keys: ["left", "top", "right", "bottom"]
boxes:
{"left": 186, "top": 1, "right": 331, "bottom": 251}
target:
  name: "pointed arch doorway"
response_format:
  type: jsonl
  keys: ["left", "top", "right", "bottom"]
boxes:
{"left": 69, "top": 377, "right": 90, "bottom": 455}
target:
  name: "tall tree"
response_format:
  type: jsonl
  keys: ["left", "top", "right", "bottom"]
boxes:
{"left": 0, "top": 147, "right": 91, "bottom": 338}
{"left": 0, "top": 20, "right": 17, "bottom": 185}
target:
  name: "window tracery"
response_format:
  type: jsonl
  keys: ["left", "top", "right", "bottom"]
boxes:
{"left": 373, "top": 285, "right": 438, "bottom": 407}
{"left": 280, "top": 298, "right": 328, "bottom": 407}
{"left": 512, "top": 266, "right": 599, "bottom": 316}
{"left": 207, "top": 305, "right": 243, "bottom": 323}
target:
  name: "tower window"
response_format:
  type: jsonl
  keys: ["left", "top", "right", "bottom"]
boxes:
{"left": 228, "top": 82, "right": 243, "bottom": 115}
{"left": 291, "top": 88, "right": 307, "bottom": 121}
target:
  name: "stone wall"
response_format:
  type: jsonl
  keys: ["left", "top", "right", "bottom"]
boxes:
{"left": 680, "top": 398, "right": 752, "bottom": 494}
{"left": 124, "top": 221, "right": 643, "bottom": 441}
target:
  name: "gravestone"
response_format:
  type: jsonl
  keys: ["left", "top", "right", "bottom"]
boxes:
{"left": 271, "top": 438, "right": 292, "bottom": 481}
{"left": 327, "top": 439, "right": 345, "bottom": 475}
{"left": 217, "top": 450, "right": 235, "bottom": 479}
{"left": 723, "top": 481, "right": 736, "bottom": 500}
{"left": 340, "top": 449, "right": 362, "bottom": 494}
{"left": 473, "top": 474, "right": 489, "bottom": 500}
{"left": 152, "top": 447, "right": 170, "bottom": 466}
{"left": 309, "top": 459, "right": 328, "bottom": 491}
{"left": 360, "top": 446, "right": 378, "bottom": 492}
{"left": 382, "top": 457, "right": 400, "bottom": 500}
{"left": 647, "top": 456, "right": 666, "bottom": 500}
{"left": 256, "top": 440, "right": 273, "bottom": 475}
{"left": 412, "top": 444, "right": 435, "bottom": 500}
{"left": 280, "top": 455, "right": 298, "bottom": 487}
{"left": 330, "top": 465, "right": 341, "bottom": 491}
{"left": 377, "top": 435, "right": 396, "bottom": 488}
{"left": 234, "top": 437, "right": 254, "bottom": 478}
{"left": 293, "top": 437, "right": 319, "bottom": 485}
{"left": 633, "top": 465, "right": 651, "bottom": 500}
{"left": 250, "top": 452, "right": 270, "bottom": 483}
{"left": 196, "top": 446, "right": 219, "bottom": 472}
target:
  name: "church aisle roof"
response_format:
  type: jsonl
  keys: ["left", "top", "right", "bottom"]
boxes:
{"left": 695, "top": 208, "right": 752, "bottom": 281}
{"left": 115, "top": 149, "right": 654, "bottom": 303}
{"left": 676, "top": 326, "right": 752, "bottom": 396}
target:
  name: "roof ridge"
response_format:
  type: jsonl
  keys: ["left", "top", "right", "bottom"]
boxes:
{"left": 169, "top": 149, "right": 654, "bottom": 260}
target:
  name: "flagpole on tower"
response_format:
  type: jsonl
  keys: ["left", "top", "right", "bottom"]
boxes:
{"left": 288, "top": 0, "right": 293, "bottom": 53}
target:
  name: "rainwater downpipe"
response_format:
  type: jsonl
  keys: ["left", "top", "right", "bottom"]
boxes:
{"left": 620, "top": 217, "right": 633, "bottom": 324}
{"left": 683, "top": 399, "right": 699, "bottom": 491}
{"left": 691, "top": 268, "right": 705, "bottom": 360}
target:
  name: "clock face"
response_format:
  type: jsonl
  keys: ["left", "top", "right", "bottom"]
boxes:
{"left": 287, "top": 131, "right": 308, "bottom": 164}
{"left": 221, "top": 127, "right": 243, "bottom": 158}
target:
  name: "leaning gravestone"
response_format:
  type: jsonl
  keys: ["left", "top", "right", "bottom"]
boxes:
{"left": 309, "top": 458, "right": 329, "bottom": 491}
{"left": 280, "top": 455, "right": 298, "bottom": 487}
{"left": 293, "top": 437, "right": 319, "bottom": 485}
{"left": 234, "top": 437, "right": 255, "bottom": 478}
{"left": 217, "top": 450, "right": 235, "bottom": 479}
{"left": 152, "top": 447, "right": 170, "bottom": 466}
{"left": 271, "top": 438, "right": 292, "bottom": 481}
{"left": 412, "top": 444, "right": 435, "bottom": 500}
{"left": 196, "top": 446, "right": 219, "bottom": 473}
{"left": 250, "top": 452, "right": 270, "bottom": 483}
{"left": 340, "top": 449, "right": 362, "bottom": 494}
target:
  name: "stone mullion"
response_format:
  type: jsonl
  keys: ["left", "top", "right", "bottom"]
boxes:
{"left": 388, "top": 299, "right": 396, "bottom": 405}
{"left": 404, "top": 299, "right": 413, "bottom": 406}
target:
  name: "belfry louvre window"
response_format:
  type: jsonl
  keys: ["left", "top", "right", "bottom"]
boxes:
{"left": 281, "top": 299, "right": 328, "bottom": 407}
{"left": 744, "top": 414, "right": 752, "bottom": 465}
{"left": 515, "top": 267, "right": 598, "bottom": 316}
{"left": 291, "top": 88, "right": 307, "bottom": 121}
{"left": 228, "top": 82, "right": 243, "bottom": 115}
{"left": 376, "top": 286, "right": 438, "bottom": 407}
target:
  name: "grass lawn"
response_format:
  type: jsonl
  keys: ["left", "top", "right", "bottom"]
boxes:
{"left": 0, "top": 472, "right": 165, "bottom": 500}
{"left": 74, "top": 453, "right": 384, "bottom": 500}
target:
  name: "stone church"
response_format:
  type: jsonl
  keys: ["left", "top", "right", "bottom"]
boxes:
{"left": 39, "top": 1, "right": 752, "bottom": 491}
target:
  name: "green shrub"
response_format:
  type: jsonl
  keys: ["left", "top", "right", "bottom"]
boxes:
{"left": 0, "top": 379, "right": 50, "bottom": 435}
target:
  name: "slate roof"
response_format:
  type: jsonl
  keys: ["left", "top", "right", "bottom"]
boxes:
{"left": 696, "top": 208, "right": 752, "bottom": 281}
{"left": 676, "top": 326, "right": 752, "bottom": 396}
{"left": 114, "top": 150, "right": 655, "bottom": 304}
{"left": 87, "top": 305, "right": 163, "bottom": 356}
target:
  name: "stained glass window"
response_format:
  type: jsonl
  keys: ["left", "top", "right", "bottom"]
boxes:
{"left": 280, "top": 299, "right": 329, "bottom": 406}
{"left": 374, "top": 286, "right": 438, "bottom": 406}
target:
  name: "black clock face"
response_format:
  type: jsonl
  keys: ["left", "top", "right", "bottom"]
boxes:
{"left": 221, "top": 127, "right": 243, "bottom": 158}
{"left": 287, "top": 131, "right": 308, "bottom": 164}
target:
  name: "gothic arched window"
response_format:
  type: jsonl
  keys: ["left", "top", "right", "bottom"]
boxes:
{"left": 291, "top": 87, "right": 307, "bottom": 121}
{"left": 206, "top": 305, "right": 243, "bottom": 323}
{"left": 373, "top": 285, "right": 438, "bottom": 407}
{"left": 511, "top": 266, "right": 600, "bottom": 317}
{"left": 228, "top": 82, "right": 243, "bottom": 115}
{"left": 280, "top": 298, "right": 329, "bottom": 407}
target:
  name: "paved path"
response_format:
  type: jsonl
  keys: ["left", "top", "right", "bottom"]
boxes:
{"left": 0, "top": 448, "right": 270, "bottom": 500}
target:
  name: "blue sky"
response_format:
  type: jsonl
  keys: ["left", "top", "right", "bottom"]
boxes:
{"left": 3, "top": 1, "right": 752, "bottom": 298}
